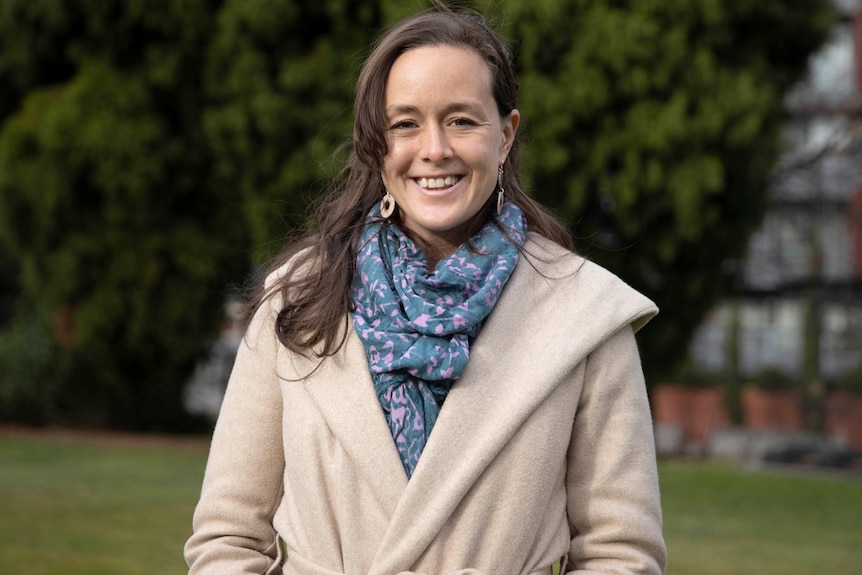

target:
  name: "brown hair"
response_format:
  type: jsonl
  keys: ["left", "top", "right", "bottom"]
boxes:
{"left": 255, "top": 4, "right": 572, "bottom": 359}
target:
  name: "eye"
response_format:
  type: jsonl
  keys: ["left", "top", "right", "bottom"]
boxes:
{"left": 450, "top": 117, "right": 477, "bottom": 127}
{"left": 389, "top": 120, "right": 418, "bottom": 130}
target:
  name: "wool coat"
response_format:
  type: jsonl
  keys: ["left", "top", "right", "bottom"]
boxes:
{"left": 185, "top": 233, "right": 667, "bottom": 575}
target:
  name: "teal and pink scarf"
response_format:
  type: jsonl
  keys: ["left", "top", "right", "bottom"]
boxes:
{"left": 351, "top": 201, "right": 527, "bottom": 478}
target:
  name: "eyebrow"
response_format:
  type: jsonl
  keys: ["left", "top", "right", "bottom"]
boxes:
{"left": 385, "top": 101, "right": 486, "bottom": 118}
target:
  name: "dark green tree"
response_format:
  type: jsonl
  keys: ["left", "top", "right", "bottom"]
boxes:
{"left": 0, "top": 0, "right": 83, "bottom": 407}
{"left": 0, "top": 0, "right": 244, "bottom": 429}
{"left": 202, "top": 0, "right": 382, "bottom": 261}
{"left": 500, "top": 0, "right": 833, "bottom": 380}
{"left": 207, "top": 0, "right": 832, "bottom": 386}
{"left": 0, "top": 0, "right": 833, "bottom": 428}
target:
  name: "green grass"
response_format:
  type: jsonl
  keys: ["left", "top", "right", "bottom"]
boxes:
{"left": 1, "top": 433, "right": 861, "bottom": 575}
{"left": 0, "top": 433, "right": 208, "bottom": 575}
{"left": 660, "top": 460, "right": 862, "bottom": 575}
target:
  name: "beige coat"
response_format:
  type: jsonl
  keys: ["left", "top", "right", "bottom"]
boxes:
{"left": 185, "top": 233, "right": 667, "bottom": 575}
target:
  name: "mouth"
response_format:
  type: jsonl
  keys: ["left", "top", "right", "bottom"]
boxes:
{"left": 415, "top": 175, "right": 462, "bottom": 190}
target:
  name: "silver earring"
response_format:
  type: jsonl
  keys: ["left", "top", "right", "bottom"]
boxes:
{"left": 381, "top": 189, "right": 396, "bottom": 219}
{"left": 496, "top": 165, "right": 505, "bottom": 215}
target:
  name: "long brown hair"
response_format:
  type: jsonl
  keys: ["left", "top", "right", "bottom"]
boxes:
{"left": 254, "top": 5, "right": 572, "bottom": 359}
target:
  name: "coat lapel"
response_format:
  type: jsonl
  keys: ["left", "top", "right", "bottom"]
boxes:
{"left": 364, "top": 246, "right": 566, "bottom": 574}
{"left": 298, "top": 234, "right": 656, "bottom": 574}
{"left": 300, "top": 330, "right": 408, "bottom": 518}
{"left": 366, "top": 236, "right": 658, "bottom": 574}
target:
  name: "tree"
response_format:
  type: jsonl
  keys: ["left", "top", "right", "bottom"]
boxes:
{"left": 202, "top": 0, "right": 384, "bottom": 261}
{"left": 0, "top": 0, "right": 243, "bottom": 429}
{"left": 202, "top": 0, "right": 424, "bottom": 262}
{"left": 0, "top": 0, "right": 834, "bottom": 429}
{"left": 500, "top": 0, "right": 834, "bottom": 380}
{"left": 201, "top": 0, "right": 834, "bottom": 382}
{"left": 0, "top": 0, "right": 84, "bottom": 407}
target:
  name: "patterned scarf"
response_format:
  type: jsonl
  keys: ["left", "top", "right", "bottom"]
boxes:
{"left": 351, "top": 201, "right": 527, "bottom": 478}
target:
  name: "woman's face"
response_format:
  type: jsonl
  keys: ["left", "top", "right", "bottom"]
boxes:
{"left": 381, "top": 45, "right": 519, "bottom": 255}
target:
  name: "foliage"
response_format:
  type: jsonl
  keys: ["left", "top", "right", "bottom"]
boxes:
{"left": 0, "top": 248, "right": 17, "bottom": 326}
{"left": 202, "top": 0, "right": 383, "bottom": 260}
{"left": 750, "top": 366, "right": 798, "bottom": 391}
{"left": 0, "top": 0, "right": 243, "bottom": 430}
{"left": 0, "top": 311, "right": 59, "bottom": 424}
{"left": 667, "top": 360, "right": 728, "bottom": 388}
{"left": 0, "top": 0, "right": 834, "bottom": 428}
{"left": 498, "top": 0, "right": 834, "bottom": 380}
{"left": 836, "top": 361, "right": 862, "bottom": 394}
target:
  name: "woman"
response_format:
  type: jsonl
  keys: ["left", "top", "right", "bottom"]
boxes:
{"left": 185, "top": 6, "right": 667, "bottom": 575}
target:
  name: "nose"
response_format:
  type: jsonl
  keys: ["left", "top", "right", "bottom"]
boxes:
{"left": 420, "top": 124, "right": 452, "bottom": 162}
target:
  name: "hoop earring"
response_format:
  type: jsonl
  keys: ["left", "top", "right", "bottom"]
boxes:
{"left": 496, "top": 165, "right": 505, "bottom": 216}
{"left": 380, "top": 189, "right": 396, "bottom": 219}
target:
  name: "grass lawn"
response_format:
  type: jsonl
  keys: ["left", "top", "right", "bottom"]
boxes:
{"left": 660, "top": 459, "right": 862, "bottom": 575}
{"left": 1, "top": 430, "right": 861, "bottom": 574}
{"left": 0, "top": 430, "right": 209, "bottom": 575}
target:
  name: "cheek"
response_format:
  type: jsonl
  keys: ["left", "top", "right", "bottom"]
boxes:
{"left": 382, "top": 145, "right": 415, "bottom": 183}
{"left": 380, "top": 156, "right": 396, "bottom": 187}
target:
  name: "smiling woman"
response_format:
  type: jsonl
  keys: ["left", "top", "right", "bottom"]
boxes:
{"left": 184, "top": 3, "right": 666, "bottom": 575}
{"left": 381, "top": 45, "right": 520, "bottom": 266}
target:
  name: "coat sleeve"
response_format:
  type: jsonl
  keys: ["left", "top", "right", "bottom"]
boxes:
{"left": 565, "top": 325, "right": 667, "bottom": 575}
{"left": 184, "top": 295, "right": 286, "bottom": 575}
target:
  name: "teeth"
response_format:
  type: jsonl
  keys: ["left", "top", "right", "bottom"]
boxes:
{"left": 417, "top": 176, "right": 458, "bottom": 189}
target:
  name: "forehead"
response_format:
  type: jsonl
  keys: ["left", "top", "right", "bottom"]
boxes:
{"left": 384, "top": 45, "right": 494, "bottom": 104}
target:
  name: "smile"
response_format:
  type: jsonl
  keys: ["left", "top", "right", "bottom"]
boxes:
{"left": 416, "top": 176, "right": 461, "bottom": 189}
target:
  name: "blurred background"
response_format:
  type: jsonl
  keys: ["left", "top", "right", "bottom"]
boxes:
{"left": 0, "top": 0, "right": 862, "bottom": 440}
{"left": 0, "top": 0, "right": 862, "bottom": 460}
{"left": 1, "top": 0, "right": 861, "bottom": 573}
{"left": 1, "top": 0, "right": 856, "bottom": 436}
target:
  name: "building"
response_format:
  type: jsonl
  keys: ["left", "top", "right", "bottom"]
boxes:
{"left": 690, "top": 1, "right": 862, "bottom": 386}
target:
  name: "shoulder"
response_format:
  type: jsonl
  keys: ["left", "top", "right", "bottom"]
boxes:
{"left": 511, "top": 232, "right": 658, "bottom": 333}
{"left": 262, "top": 245, "right": 319, "bottom": 295}
{"left": 242, "top": 247, "right": 319, "bottom": 334}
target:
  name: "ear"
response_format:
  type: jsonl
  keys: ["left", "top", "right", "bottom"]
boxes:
{"left": 499, "top": 109, "right": 520, "bottom": 159}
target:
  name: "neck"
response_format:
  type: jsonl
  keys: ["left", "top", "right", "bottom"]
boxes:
{"left": 403, "top": 209, "right": 493, "bottom": 271}
{"left": 416, "top": 238, "right": 457, "bottom": 271}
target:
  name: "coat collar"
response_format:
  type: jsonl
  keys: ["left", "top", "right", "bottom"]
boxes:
{"left": 300, "top": 333, "right": 408, "bottom": 518}
{"left": 302, "top": 234, "right": 657, "bottom": 573}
